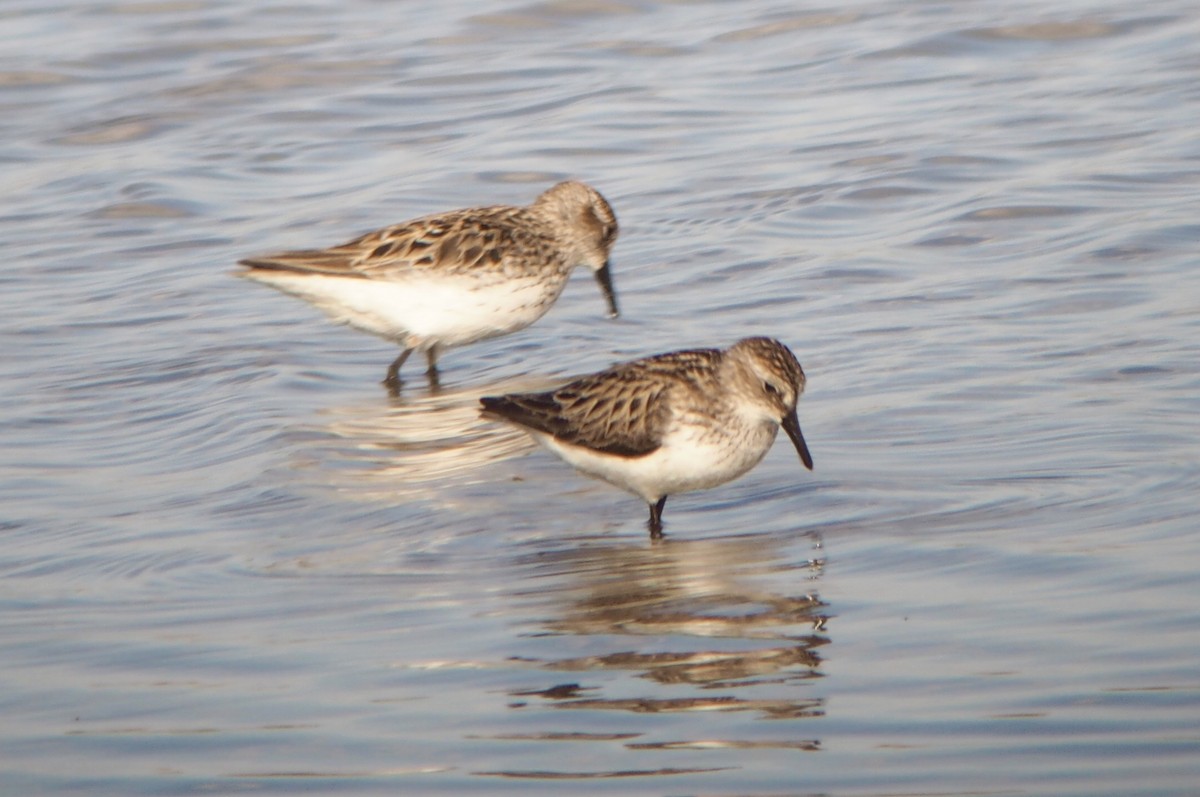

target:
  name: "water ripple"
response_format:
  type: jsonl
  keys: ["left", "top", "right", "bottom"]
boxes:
{"left": 3, "top": 0, "right": 1199, "bottom": 794}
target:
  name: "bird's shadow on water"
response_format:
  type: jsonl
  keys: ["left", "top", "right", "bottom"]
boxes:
{"left": 468, "top": 529, "right": 832, "bottom": 777}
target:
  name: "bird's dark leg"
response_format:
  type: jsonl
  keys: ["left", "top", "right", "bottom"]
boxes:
{"left": 648, "top": 496, "right": 667, "bottom": 539}
{"left": 384, "top": 348, "right": 413, "bottom": 390}
{"left": 424, "top": 346, "right": 441, "bottom": 390}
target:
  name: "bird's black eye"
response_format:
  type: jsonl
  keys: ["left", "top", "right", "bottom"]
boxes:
{"left": 763, "top": 381, "right": 780, "bottom": 397}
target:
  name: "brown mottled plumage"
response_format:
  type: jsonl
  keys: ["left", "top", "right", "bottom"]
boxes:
{"left": 240, "top": 181, "right": 619, "bottom": 388}
{"left": 482, "top": 337, "right": 814, "bottom": 537}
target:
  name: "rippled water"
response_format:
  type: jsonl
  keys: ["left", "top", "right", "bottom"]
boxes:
{"left": 3, "top": 0, "right": 1198, "bottom": 794}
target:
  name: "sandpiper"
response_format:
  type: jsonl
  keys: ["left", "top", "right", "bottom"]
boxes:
{"left": 239, "top": 181, "right": 619, "bottom": 389}
{"left": 481, "top": 337, "right": 814, "bottom": 538}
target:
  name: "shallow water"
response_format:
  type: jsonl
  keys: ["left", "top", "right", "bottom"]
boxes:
{"left": 2, "top": 0, "right": 1199, "bottom": 794}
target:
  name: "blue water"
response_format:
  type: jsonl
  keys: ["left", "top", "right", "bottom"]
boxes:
{"left": 2, "top": 0, "right": 1198, "bottom": 794}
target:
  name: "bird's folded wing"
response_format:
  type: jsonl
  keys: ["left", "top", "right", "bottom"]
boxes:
{"left": 240, "top": 208, "right": 530, "bottom": 279}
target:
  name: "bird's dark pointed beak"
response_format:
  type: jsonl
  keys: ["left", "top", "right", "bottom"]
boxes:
{"left": 782, "top": 408, "right": 814, "bottom": 471}
{"left": 594, "top": 261, "right": 619, "bottom": 318}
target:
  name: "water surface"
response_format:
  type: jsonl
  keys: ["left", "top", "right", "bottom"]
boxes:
{"left": 2, "top": 0, "right": 1198, "bottom": 794}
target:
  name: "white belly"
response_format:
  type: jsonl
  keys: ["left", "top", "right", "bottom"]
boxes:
{"left": 246, "top": 270, "right": 566, "bottom": 350}
{"left": 533, "top": 421, "right": 779, "bottom": 504}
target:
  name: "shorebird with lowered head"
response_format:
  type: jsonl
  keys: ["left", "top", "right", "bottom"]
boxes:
{"left": 481, "top": 337, "right": 814, "bottom": 538}
{"left": 239, "top": 181, "right": 619, "bottom": 389}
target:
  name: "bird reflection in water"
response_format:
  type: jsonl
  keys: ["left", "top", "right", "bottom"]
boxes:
{"left": 482, "top": 531, "right": 830, "bottom": 773}
{"left": 299, "top": 375, "right": 556, "bottom": 504}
